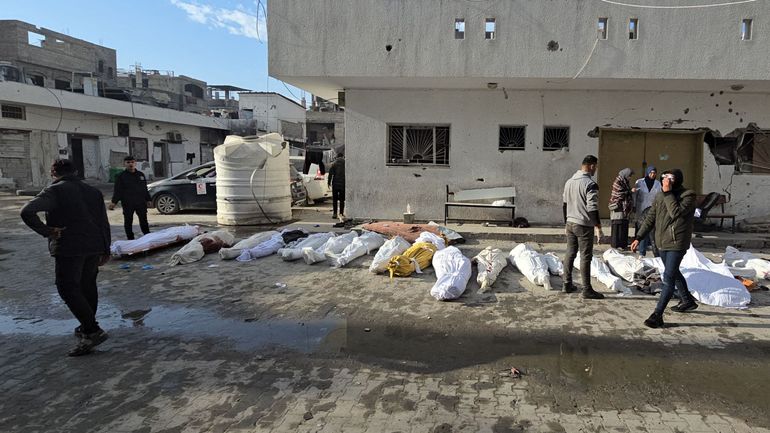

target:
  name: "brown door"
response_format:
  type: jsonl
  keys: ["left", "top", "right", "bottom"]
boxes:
{"left": 598, "top": 130, "right": 703, "bottom": 218}
{"left": 597, "top": 131, "right": 646, "bottom": 218}
{"left": 644, "top": 132, "right": 703, "bottom": 193}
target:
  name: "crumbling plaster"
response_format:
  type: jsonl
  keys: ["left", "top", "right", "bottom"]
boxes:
{"left": 346, "top": 88, "right": 770, "bottom": 224}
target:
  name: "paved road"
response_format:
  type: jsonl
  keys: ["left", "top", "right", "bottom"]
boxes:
{"left": 1, "top": 191, "right": 769, "bottom": 433}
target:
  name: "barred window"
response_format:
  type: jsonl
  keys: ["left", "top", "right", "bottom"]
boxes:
{"left": 1, "top": 104, "right": 25, "bottom": 120}
{"left": 499, "top": 126, "right": 526, "bottom": 150}
{"left": 388, "top": 125, "right": 450, "bottom": 166}
{"left": 543, "top": 126, "right": 569, "bottom": 151}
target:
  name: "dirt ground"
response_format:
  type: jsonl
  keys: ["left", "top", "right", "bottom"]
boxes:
{"left": 2, "top": 190, "right": 770, "bottom": 433}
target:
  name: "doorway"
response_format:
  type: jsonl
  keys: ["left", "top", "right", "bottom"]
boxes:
{"left": 597, "top": 129, "right": 704, "bottom": 218}
{"left": 153, "top": 142, "right": 167, "bottom": 178}
{"left": 70, "top": 137, "right": 85, "bottom": 179}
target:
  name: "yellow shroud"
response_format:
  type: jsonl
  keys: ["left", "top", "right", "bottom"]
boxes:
{"left": 387, "top": 242, "right": 438, "bottom": 278}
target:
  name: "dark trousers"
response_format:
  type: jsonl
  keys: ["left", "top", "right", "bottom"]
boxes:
{"left": 655, "top": 250, "right": 694, "bottom": 314}
{"left": 563, "top": 222, "right": 594, "bottom": 288}
{"left": 332, "top": 187, "right": 345, "bottom": 216}
{"left": 55, "top": 255, "right": 100, "bottom": 333}
{"left": 610, "top": 219, "right": 629, "bottom": 249}
{"left": 123, "top": 206, "right": 149, "bottom": 240}
{"left": 636, "top": 208, "right": 657, "bottom": 257}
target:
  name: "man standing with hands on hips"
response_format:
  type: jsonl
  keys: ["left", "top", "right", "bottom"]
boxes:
{"left": 20, "top": 159, "right": 111, "bottom": 356}
{"left": 562, "top": 155, "right": 605, "bottom": 300}
{"left": 632, "top": 169, "right": 698, "bottom": 328}
{"left": 109, "top": 155, "right": 153, "bottom": 240}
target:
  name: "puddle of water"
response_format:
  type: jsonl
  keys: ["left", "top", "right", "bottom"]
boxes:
{"left": 0, "top": 305, "right": 346, "bottom": 353}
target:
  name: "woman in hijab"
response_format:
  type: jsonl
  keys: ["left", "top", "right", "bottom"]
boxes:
{"left": 609, "top": 168, "right": 635, "bottom": 249}
{"left": 633, "top": 165, "right": 662, "bottom": 257}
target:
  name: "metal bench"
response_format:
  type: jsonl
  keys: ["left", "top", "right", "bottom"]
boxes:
{"left": 696, "top": 193, "right": 736, "bottom": 233}
{"left": 445, "top": 185, "right": 516, "bottom": 225}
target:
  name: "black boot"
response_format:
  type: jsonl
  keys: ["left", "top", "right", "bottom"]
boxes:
{"left": 562, "top": 282, "right": 577, "bottom": 293}
{"left": 582, "top": 286, "right": 605, "bottom": 299}
{"left": 644, "top": 312, "right": 664, "bottom": 328}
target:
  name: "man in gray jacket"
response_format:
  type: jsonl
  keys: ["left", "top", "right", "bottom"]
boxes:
{"left": 562, "top": 155, "right": 605, "bottom": 299}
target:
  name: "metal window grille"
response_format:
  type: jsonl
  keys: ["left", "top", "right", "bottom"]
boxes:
{"left": 543, "top": 126, "right": 569, "bottom": 151}
{"left": 1, "top": 104, "right": 25, "bottom": 120}
{"left": 499, "top": 126, "right": 526, "bottom": 150}
{"left": 388, "top": 125, "right": 450, "bottom": 166}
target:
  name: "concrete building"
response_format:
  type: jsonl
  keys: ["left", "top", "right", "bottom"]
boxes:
{"left": 307, "top": 96, "right": 344, "bottom": 147}
{"left": 116, "top": 67, "right": 209, "bottom": 114}
{"left": 238, "top": 91, "right": 306, "bottom": 147}
{"left": 0, "top": 20, "right": 117, "bottom": 93}
{"left": 0, "top": 81, "right": 227, "bottom": 189}
{"left": 208, "top": 85, "right": 249, "bottom": 119}
{"left": 268, "top": 0, "right": 770, "bottom": 224}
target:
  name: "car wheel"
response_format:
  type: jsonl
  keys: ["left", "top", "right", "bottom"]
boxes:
{"left": 155, "top": 193, "right": 180, "bottom": 214}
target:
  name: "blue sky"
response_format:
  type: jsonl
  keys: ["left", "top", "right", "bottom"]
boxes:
{"left": 1, "top": 0, "right": 306, "bottom": 103}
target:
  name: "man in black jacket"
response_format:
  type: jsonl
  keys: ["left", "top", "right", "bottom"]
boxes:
{"left": 328, "top": 152, "right": 346, "bottom": 219}
{"left": 20, "top": 159, "right": 111, "bottom": 356}
{"left": 631, "top": 169, "right": 699, "bottom": 328}
{"left": 109, "top": 156, "right": 152, "bottom": 239}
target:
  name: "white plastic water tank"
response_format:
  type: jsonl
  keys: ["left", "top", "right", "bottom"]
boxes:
{"left": 215, "top": 133, "right": 292, "bottom": 225}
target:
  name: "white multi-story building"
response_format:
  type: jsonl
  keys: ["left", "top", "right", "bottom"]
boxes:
{"left": 238, "top": 92, "right": 306, "bottom": 147}
{"left": 269, "top": 0, "right": 770, "bottom": 224}
{"left": 0, "top": 81, "right": 228, "bottom": 188}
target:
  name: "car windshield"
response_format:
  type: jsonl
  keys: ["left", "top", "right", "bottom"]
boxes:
{"left": 176, "top": 164, "right": 215, "bottom": 180}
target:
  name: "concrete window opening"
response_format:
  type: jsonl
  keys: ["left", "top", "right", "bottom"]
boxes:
{"left": 1, "top": 104, "right": 25, "bottom": 120}
{"left": 117, "top": 122, "right": 130, "bottom": 137}
{"left": 98, "top": 60, "right": 104, "bottom": 73}
{"left": 629, "top": 18, "right": 639, "bottom": 40}
{"left": 742, "top": 19, "right": 753, "bottom": 40}
{"left": 184, "top": 83, "right": 205, "bottom": 99}
{"left": 499, "top": 126, "right": 526, "bottom": 150}
{"left": 388, "top": 125, "right": 450, "bottom": 166}
{"left": 27, "top": 31, "right": 44, "bottom": 47}
{"left": 54, "top": 79, "right": 70, "bottom": 90}
{"left": 107, "top": 67, "right": 114, "bottom": 79}
{"left": 129, "top": 137, "right": 149, "bottom": 161}
{"left": 455, "top": 19, "right": 465, "bottom": 39}
{"left": 737, "top": 131, "right": 770, "bottom": 174}
{"left": 485, "top": 18, "right": 496, "bottom": 40}
{"left": 543, "top": 126, "right": 569, "bottom": 151}
{"left": 598, "top": 18, "right": 608, "bottom": 40}
{"left": 28, "top": 74, "right": 45, "bottom": 87}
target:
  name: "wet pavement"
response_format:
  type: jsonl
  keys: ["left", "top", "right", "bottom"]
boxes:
{"left": 2, "top": 190, "right": 770, "bottom": 432}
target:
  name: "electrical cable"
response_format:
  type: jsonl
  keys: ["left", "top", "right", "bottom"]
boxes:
{"left": 249, "top": 166, "right": 275, "bottom": 224}
{"left": 597, "top": 0, "right": 756, "bottom": 8}
{"left": 44, "top": 87, "right": 64, "bottom": 132}
{"left": 573, "top": 38, "right": 600, "bottom": 79}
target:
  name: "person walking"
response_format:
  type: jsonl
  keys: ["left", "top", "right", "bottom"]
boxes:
{"left": 633, "top": 165, "right": 662, "bottom": 257}
{"left": 328, "top": 151, "right": 345, "bottom": 219}
{"left": 20, "top": 159, "right": 111, "bottom": 356}
{"left": 109, "top": 156, "right": 152, "bottom": 240}
{"left": 631, "top": 169, "right": 699, "bottom": 328}
{"left": 609, "top": 168, "right": 635, "bottom": 249}
{"left": 562, "top": 155, "right": 605, "bottom": 299}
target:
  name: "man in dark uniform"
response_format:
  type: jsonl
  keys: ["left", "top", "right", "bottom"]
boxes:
{"left": 20, "top": 159, "right": 111, "bottom": 356}
{"left": 327, "top": 151, "right": 346, "bottom": 219}
{"left": 109, "top": 155, "right": 152, "bottom": 239}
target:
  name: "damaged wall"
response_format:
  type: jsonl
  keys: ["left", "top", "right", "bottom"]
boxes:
{"left": 346, "top": 88, "right": 770, "bottom": 224}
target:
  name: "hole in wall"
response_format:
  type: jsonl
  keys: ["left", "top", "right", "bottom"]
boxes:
{"left": 385, "top": 45, "right": 393, "bottom": 52}
{"left": 547, "top": 40, "right": 559, "bottom": 51}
